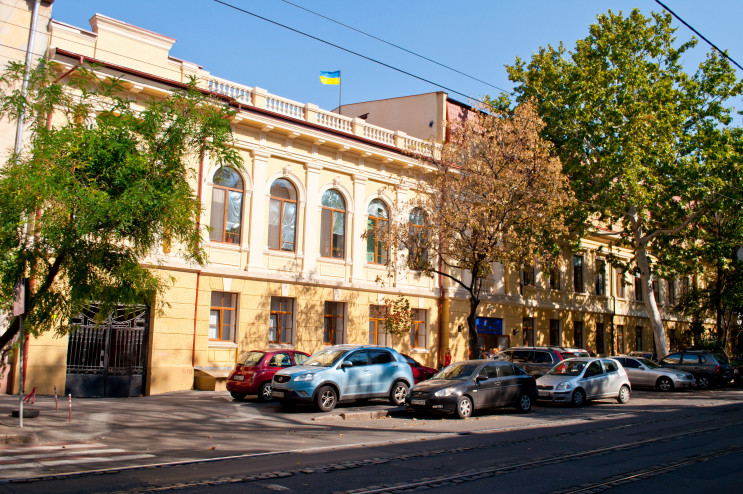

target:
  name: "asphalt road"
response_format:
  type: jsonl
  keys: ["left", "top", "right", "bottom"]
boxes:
{"left": 1, "top": 387, "right": 742, "bottom": 493}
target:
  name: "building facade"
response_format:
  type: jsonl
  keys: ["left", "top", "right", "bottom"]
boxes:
{"left": 2, "top": 4, "right": 689, "bottom": 397}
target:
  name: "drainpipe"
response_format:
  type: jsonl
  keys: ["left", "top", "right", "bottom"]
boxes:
{"left": 191, "top": 150, "right": 207, "bottom": 369}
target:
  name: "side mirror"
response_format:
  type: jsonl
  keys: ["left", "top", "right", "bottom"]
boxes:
{"left": 475, "top": 375, "right": 487, "bottom": 384}
{"left": 341, "top": 361, "right": 353, "bottom": 369}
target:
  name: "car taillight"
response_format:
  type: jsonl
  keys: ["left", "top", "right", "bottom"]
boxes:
{"left": 714, "top": 365, "right": 720, "bottom": 374}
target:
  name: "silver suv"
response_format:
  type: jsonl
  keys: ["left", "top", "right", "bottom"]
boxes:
{"left": 497, "top": 346, "right": 576, "bottom": 377}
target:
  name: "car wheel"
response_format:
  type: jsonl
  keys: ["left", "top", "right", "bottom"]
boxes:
{"left": 517, "top": 393, "right": 532, "bottom": 413}
{"left": 617, "top": 385, "right": 631, "bottom": 404}
{"left": 656, "top": 376, "right": 674, "bottom": 392}
{"left": 315, "top": 386, "right": 337, "bottom": 412}
{"left": 571, "top": 389, "right": 586, "bottom": 407}
{"left": 456, "top": 395, "right": 473, "bottom": 419}
{"left": 229, "top": 392, "right": 246, "bottom": 401}
{"left": 257, "top": 381, "right": 273, "bottom": 402}
{"left": 389, "top": 381, "right": 409, "bottom": 406}
{"left": 697, "top": 375, "right": 711, "bottom": 390}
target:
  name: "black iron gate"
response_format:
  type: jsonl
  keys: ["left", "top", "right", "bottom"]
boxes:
{"left": 65, "top": 304, "right": 149, "bottom": 397}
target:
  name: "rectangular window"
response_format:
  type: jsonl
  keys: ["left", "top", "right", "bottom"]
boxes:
{"left": 667, "top": 279, "right": 676, "bottom": 306}
{"left": 595, "top": 260, "right": 606, "bottom": 296}
{"left": 616, "top": 270, "right": 625, "bottom": 298}
{"left": 549, "top": 265, "right": 560, "bottom": 290}
{"left": 522, "top": 317, "right": 535, "bottom": 346}
{"left": 573, "top": 321, "right": 584, "bottom": 348}
{"left": 617, "top": 325, "right": 625, "bottom": 354}
{"left": 323, "top": 302, "right": 345, "bottom": 345}
{"left": 209, "top": 292, "right": 237, "bottom": 341}
{"left": 522, "top": 266, "right": 535, "bottom": 287}
{"left": 680, "top": 277, "right": 690, "bottom": 298}
{"left": 596, "top": 323, "right": 605, "bottom": 356}
{"left": 550, "top": 319, "right": 561, "bottom": 346}
{"left": 652, "top": 280, "right": 661, "bottom": 304}
{"left": 635, "top": 276, "right": 644, "bottom": 302}
{"left": 573, "top": 255, "right": 584, "bottom": 293}
{"left": 410, "top": 309, "right": 427, "bottom": 349}
{"left": 369, "top": 305, "right": 390, "bottom": 346}
{"left": 269, "top": 297, "right": 294, "bottom": 344}
{"left": 635, "top": 326, "right": 643, "bottom": 351}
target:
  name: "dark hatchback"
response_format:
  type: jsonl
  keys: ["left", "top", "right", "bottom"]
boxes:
{"left": 405, "top": 360, "right": 537, "bottom": 419}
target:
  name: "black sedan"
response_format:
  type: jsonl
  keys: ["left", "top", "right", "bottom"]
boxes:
{"left": 405, "top": 360, "right": 537, "bottom": 418}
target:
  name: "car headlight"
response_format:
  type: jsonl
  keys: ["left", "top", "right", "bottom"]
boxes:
{"left": 555, "top": 381, "right": 573, "bottom": 391}
{"left": 434, "top": 387, "right": 456, "bottom": 397}
{"left": 676, "top": 373, "right": 689, "bottom": 379}
{"left": 294, "top": 373, "right": 315, "bottom": 382}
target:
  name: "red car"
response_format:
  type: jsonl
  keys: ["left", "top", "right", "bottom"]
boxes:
{"left": 227, "top": 350, "right": 310, "bottom": 401}
{"left": 402, "top": 354, "right": 438, "bottom": 384}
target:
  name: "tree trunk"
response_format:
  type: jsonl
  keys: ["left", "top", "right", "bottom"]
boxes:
{"left": 467, "top": 297, "right": 480, "bottom": 360}
{"left": 636, "top": 245, "right": 670, "bottom": 358}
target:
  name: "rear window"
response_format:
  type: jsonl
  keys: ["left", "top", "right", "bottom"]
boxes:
{"left": 237, "top": 351, "right": 265, "bottom": 366}
{"left": 512, "top": 350, "right": 532, "bottom": 363}
{"left": 533, "top": 351, "right": 553, "bottom": 364}
{"left": 559, "top": 352, "right": 576, "bottom": 360}
{"left": 663, "top": 353, "right": 681, "bottom": 364}
{"left": 369, "top": 350, "right": 393, "bottom": 364}
{"left": 602, "top": 360, "right": 619, "bottom": 373}
{"left": 681, "top": 354, "right": 700, "bottom": 364}
{"left": 294, "top": 353, "right": 309, "bottom": 365}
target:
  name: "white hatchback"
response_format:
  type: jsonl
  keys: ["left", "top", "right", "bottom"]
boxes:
{"left": 536, "top": 357, "right": 631, "bottom": 406}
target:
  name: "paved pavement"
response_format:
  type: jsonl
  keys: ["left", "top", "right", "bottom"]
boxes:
{"left": 1, "top": 386, "right": 742, "bottom": 481}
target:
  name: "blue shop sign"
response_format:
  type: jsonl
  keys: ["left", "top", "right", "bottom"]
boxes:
{"left": 476, "top": 317, "right": 503, "bottom": 335}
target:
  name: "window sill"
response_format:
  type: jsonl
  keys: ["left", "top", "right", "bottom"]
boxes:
{"left": 265, "top": 249, "right": 305, "bottom": 260}
{"left": 268, "top": 343, "right": 295, "bottom": 350}
{"left": 410, "top": 348, "right": 429, "bottom": 355}
{"left": 318, "top": 256, "right": 351, "bottom": 266}
{"left": 208, "top": 341, "right": 238, "bottom": 349}
{"left": 207, "top": 241, "right": 244, "bottom": 251}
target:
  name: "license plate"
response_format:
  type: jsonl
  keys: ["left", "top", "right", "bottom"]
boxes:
{"left": 538, "top": 393, "right": 549, "bottom": 399}
{"left": 272, "top": 391, "right": 284, "bottom": 398}
{"left": 233, "top": 375, "right": 244, "bottom": 381}
{"left": 411, "top": 399, "right": 426, "bottom": 406}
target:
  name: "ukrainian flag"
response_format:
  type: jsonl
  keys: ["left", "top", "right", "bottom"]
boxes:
{"left": 319, "top": 70, "right": 340, "bottom": 85}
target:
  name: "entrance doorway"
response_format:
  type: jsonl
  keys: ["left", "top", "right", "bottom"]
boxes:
{"left": 65, "top": 304, "right": 149, "bottom": 397}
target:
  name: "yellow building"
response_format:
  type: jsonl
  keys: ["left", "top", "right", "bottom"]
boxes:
{"left": 2, "top": 4, "right": 688, "bottom": 397}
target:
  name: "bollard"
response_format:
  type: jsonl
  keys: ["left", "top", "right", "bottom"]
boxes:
{"left": 54, "top": 386, "right": 58, "bottom": 410}
{"left": 68, "top": 394, "right": 72, "bottom": 422}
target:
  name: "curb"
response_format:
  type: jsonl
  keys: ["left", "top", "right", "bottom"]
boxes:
{"left": 1, "top": 429, "right": 38, "bottom": 445}
{"left": 313, "top": 408, "right": 408, "bottom": 422}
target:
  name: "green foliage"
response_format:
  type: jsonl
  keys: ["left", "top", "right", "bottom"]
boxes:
{"left": 0, "top": 59, "right": 242, "bottom": 340}
{"left": 506, "top": 9, "right": 743, "bottom": 355}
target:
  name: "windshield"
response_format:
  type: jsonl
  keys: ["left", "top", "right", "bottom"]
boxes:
{"left": 548, "top": 360, "right": 586, "bottom": 376}
{"left": 638, "top": 358, "right": 660, "bottom": 368}
{"left": 303, "top": 349, "right": 347, "bottom": 367}
{"left": 434, "top": 363, "right": 480, "bottom": 380}
{"left": 237, "top": 351, "right": 265, "bottom": 366}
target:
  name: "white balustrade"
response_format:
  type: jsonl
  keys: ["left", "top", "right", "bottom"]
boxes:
{"left": 266, "top": 94, "right": 305, "bottom": 119}
{"left": 316, "top": 109, "right": 353, "bottom": 133}
{"left": 363, "top": 123, "right": 395, "bottom": 146}
{"left": 207, "top": 77, "right": 252, "bottom": 104}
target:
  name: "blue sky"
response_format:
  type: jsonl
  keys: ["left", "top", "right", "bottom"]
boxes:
{"left": 51, "top": 1, "right": 743, "bottom": 115}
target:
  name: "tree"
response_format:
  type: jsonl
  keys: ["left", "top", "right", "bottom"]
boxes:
{"left": 382, "top": 101, "right": 574, "bottom": 359}
{"left": 507, "top": 9, "right": 742, "bottom": 358}
{"left": 0, "top": 59, "right": 242, "bottom": 350}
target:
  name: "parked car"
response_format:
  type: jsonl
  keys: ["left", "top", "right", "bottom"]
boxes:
{"left": 497, "top": 346, "right": 576, "bottom": 377}
{"left": 402, "top": 354, "right": 438, "bottom": 384}
{"left": 226, "top": 350, "right": 310, "bottom": 401}
{"left": 612, "top": 356, "right": 695, "bottom": 391}
{"left": 406, "top": 360, "right": 537, "bottom": 418}
{"left": 536, "top": 357, "right": 631, "bottom": 406}
{"left": 271, "top": 345, "right": 414, "bottom": 412}
{"left": 549, "top": 346, "right": 590, "bottom": 358}
{"left": 658, "top": 350, "right": 734, "bottom": 389}
{"left": 628, "top": 351, "right": 658, "bottom": 361}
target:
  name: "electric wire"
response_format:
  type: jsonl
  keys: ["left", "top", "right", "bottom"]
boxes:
{"left": 277, "top": 0, "right": 513, "bottom": 95}
{"left": 212, "top": 0, "right": 485, "bottom": 104}
{"left": 654, "top": 0, "right": 743, "bottom": 72}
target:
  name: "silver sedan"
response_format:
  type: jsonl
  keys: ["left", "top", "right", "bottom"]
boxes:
{"left": 612, "top": 356, "right": 695, "bottom": 391}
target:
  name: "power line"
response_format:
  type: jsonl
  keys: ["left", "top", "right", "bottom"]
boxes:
{"left": 212, "top": 0, "right": 485, "bottom": 105}
{"left": 277, "top": 0, "right": 513, "bottom": 95}
{"left": 654, "top": 0, "right": 743, "bottom": 72}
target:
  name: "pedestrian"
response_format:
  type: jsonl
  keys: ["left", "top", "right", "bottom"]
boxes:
{"left": 441, "top": 348, "right": 452, "bottom": 369}
{"left": 490, "top": 347, "right": 499, "bottom": 359}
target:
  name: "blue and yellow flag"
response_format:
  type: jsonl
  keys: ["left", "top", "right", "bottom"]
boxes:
{"left": 319, "top": 70, "right": 340, "bottom": 85}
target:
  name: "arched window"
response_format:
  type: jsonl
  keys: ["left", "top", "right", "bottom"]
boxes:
{"left": 209, "top": 167, "right": 243, "bottom": 244}
{"left": 320, "top": 189, "right": 346, "bottom": 259}
{"left": 367, "top": 199, "right": 389, "bottom": 264}
{"left": 408, "top": 208, "right": 428, "bottom": 270}
{"left": 268, "top": 178, "right": 297, "bottom": 252}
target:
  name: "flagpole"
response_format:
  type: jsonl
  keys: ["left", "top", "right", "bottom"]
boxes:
{"left": 338, "top": 70, "right": 342, "bottom": 115}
